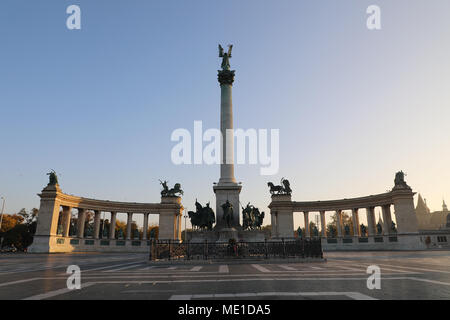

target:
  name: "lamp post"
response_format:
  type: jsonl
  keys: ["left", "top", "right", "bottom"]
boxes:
{"left": 183, "top": 208, "right": 188, "bottom": 242}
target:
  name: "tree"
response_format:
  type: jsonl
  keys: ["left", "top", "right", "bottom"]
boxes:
{"left": 115, "top": 220, "right": 127, "bottom": 239}
{"left": 0, "top": 214, "right": 24, "bottom": 233}
{"left": 326, "top": 224, "right": 337, "bottom": 238}
{"left": 1, "top": 208, "right": 38, "bottom": 251}
{"left": 326, "top": 212, "right": 354, "bottom": 236}
{"left": 148, "top": 225, "right": 159, "bottom": 239}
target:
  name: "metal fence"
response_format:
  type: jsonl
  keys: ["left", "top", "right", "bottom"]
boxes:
{"left": 149, "top": 238, "right": 323, "bottom": 261}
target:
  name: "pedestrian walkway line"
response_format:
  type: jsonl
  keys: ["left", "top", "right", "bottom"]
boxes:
{"left": 278, "top": 264, "right": 297, "bottom": 271}
{"left": 333, "top": 266, "right": 362, "bottom": 272}
{"left": 0, "top": 278, "right": 41, "bottom": 287}
{"left": 376, "top": 263, "right": 450, "bottom": 274}
{"left": 218, "top": 265, "right": 229, "bottom": 273}
{"left": 169, "top": 291, "right": 377, "bottom": 300}
{"left": 310, "top": 266, "right": 323, "bottom": 270}
{"left": 167, "top": 266, "right": 177, "bottom": 270}
{"left": 190, "top": 266, "right": 203, "bottom": 272}
{"left": 407, "top": 277, "right": 450, "bottom": 286}
{"left": 251, "top": 264, "right": 271, "bottom": 273}
{"left": 104, "top": 263, "right": 146, "bottom": 272}
{"left": 23, "top": 282, "right": 96, "bottom": 300}
{"left": 78, "top": 260, "right": 144, "bottom": 273}
{"left": 327, "top": 260, "right": 423, "bottom": 274}
{"left": 138, "top": 266, "right": 155, "bottom": 271}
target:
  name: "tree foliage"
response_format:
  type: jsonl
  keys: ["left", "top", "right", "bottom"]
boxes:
{"left": 1, "top": 208, "right": 38, "bottom": 251}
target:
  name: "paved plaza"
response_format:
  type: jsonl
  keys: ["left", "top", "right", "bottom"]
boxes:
{"left": 0, "top": 251, "right": 449, "bottom": 300}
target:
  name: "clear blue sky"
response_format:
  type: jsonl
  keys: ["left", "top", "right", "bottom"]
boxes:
{"left": 1, "top": 1, "right": 450, "bottom": 228}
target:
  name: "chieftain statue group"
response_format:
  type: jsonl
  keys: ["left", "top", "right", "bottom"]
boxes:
{"left": 188, "top": 200, "right": 216, "bottom": 231}
{"left": 157, "top": 177, "right": 287, "bottom": 232}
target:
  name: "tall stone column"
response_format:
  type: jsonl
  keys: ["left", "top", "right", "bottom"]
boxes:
{"left": 336, "top": 210, "right": 343, "bottom": 237}
{"left": 142, "top": 213, "right": 149, "bottom": 240}
{"left": 366, "top": 207, "right": 376, "bottom": 236}
{"left": 213, "top": 46, "right": 242, "bottom": 230}
{"left": 320, "top": 211, "right": 326, "bottom": 237}
{"left": 126, "top": 212, "right": 133, "bottom": 240}
{"left": 77, "top": 208, "right": 86, "bottom": 238}
{"left": 303, "top": 211, "right": 310, "bottom": 238}
{"left": 93, "top": 210, "right": 101, "bottom": 239}
{"left": 381, "top": 205, "right": 393, "bottom": 235}
{"left": 109, "top": 212, "right": 117, "bottom": 240}
{"left": 352, "top": 208, "right": 360, "bottom": 237}
{"left": 62, "top": 206, "right": 72, "bottom": 237}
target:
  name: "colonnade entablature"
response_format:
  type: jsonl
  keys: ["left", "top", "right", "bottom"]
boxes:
{"left": 29, "top": 183, "right": 183, "bottom": 253}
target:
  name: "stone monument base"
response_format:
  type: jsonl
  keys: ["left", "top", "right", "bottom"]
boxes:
{"left": 186, "top": 229, "right": 269, "bottom": 243}
{"left": 217, "top": 228, "right": 239, "bottom": 243}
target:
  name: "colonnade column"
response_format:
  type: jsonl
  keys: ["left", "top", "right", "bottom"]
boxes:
{"left": 352, "top": 208, "right": 360, "bottom": 237}
{"left": 109, "top": 212, "right": 117, "bottom": 240}
{"left": 143, "top": 213, "right": 149, "bottom": 240}
{"left": 270, "top": 210, "right": 278, "bottom": 238}
{"left": 93, "top": 210, "right": 101, "bottom": 239}
{"left": 62, "top": 206, "right": 72, "bottom": 237}
{"left": 336, "top": 210, "right": 343, "bottom": 237}
{"left": 126, "top": 212, "right": 133, "bottom": 240}
{"left": 77, "top": 208, "right": 86, "bottom": 238}
{"left": 303, "top": 211, "right": 310, "bottom": 238}
{"left": 381, "top": 205, "right": 392, "bottom": 235}
{"left": 366, "top": 207, "right": 376, "bottom": 236}
{"left": 320, "top": 211, "right": 326, "bottom": 237}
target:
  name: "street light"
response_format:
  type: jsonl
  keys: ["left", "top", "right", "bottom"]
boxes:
{"left": 183, "top": 208, "right": 188, "bottom": 242}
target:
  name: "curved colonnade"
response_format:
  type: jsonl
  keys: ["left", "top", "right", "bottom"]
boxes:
{"left": 29, "top": 184, "right": 183, "bottom": 253}
{"left": 269, "top": 187, "right": 424, "bottom": 250}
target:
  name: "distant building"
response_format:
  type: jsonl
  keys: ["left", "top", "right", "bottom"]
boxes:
{"left": 415, "top": 194, "right": 449, "bottom": 230}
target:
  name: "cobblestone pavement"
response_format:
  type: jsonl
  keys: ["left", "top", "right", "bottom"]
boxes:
{"left": 0, "top": 250, "right": 449, "bottom": 300}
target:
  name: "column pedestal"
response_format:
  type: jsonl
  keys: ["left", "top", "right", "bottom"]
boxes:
{"left": 269, "top": 194, "right": 294, "bottom": 240}
{"left": 213, "top": 184, "right": 242, "bottom": 230}
{"left": 28, "top": 184, "right": 62, "bottom": 253}
{"left": 159, "top": 196, "right": 183, "bottom": 241}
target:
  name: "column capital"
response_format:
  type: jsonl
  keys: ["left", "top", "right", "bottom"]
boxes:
{"left": 218, "top": 69, "right": 235, "bottom": 85}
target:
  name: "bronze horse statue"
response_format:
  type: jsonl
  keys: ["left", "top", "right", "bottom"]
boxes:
{"left": 159, "top": 180, "right": 184, "bottom": 197}
{"left": 188, "top": 200, "right": 215, "bottom": 231}
{"left": 267, "top": 178, "right": 292, "bottom": 195}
